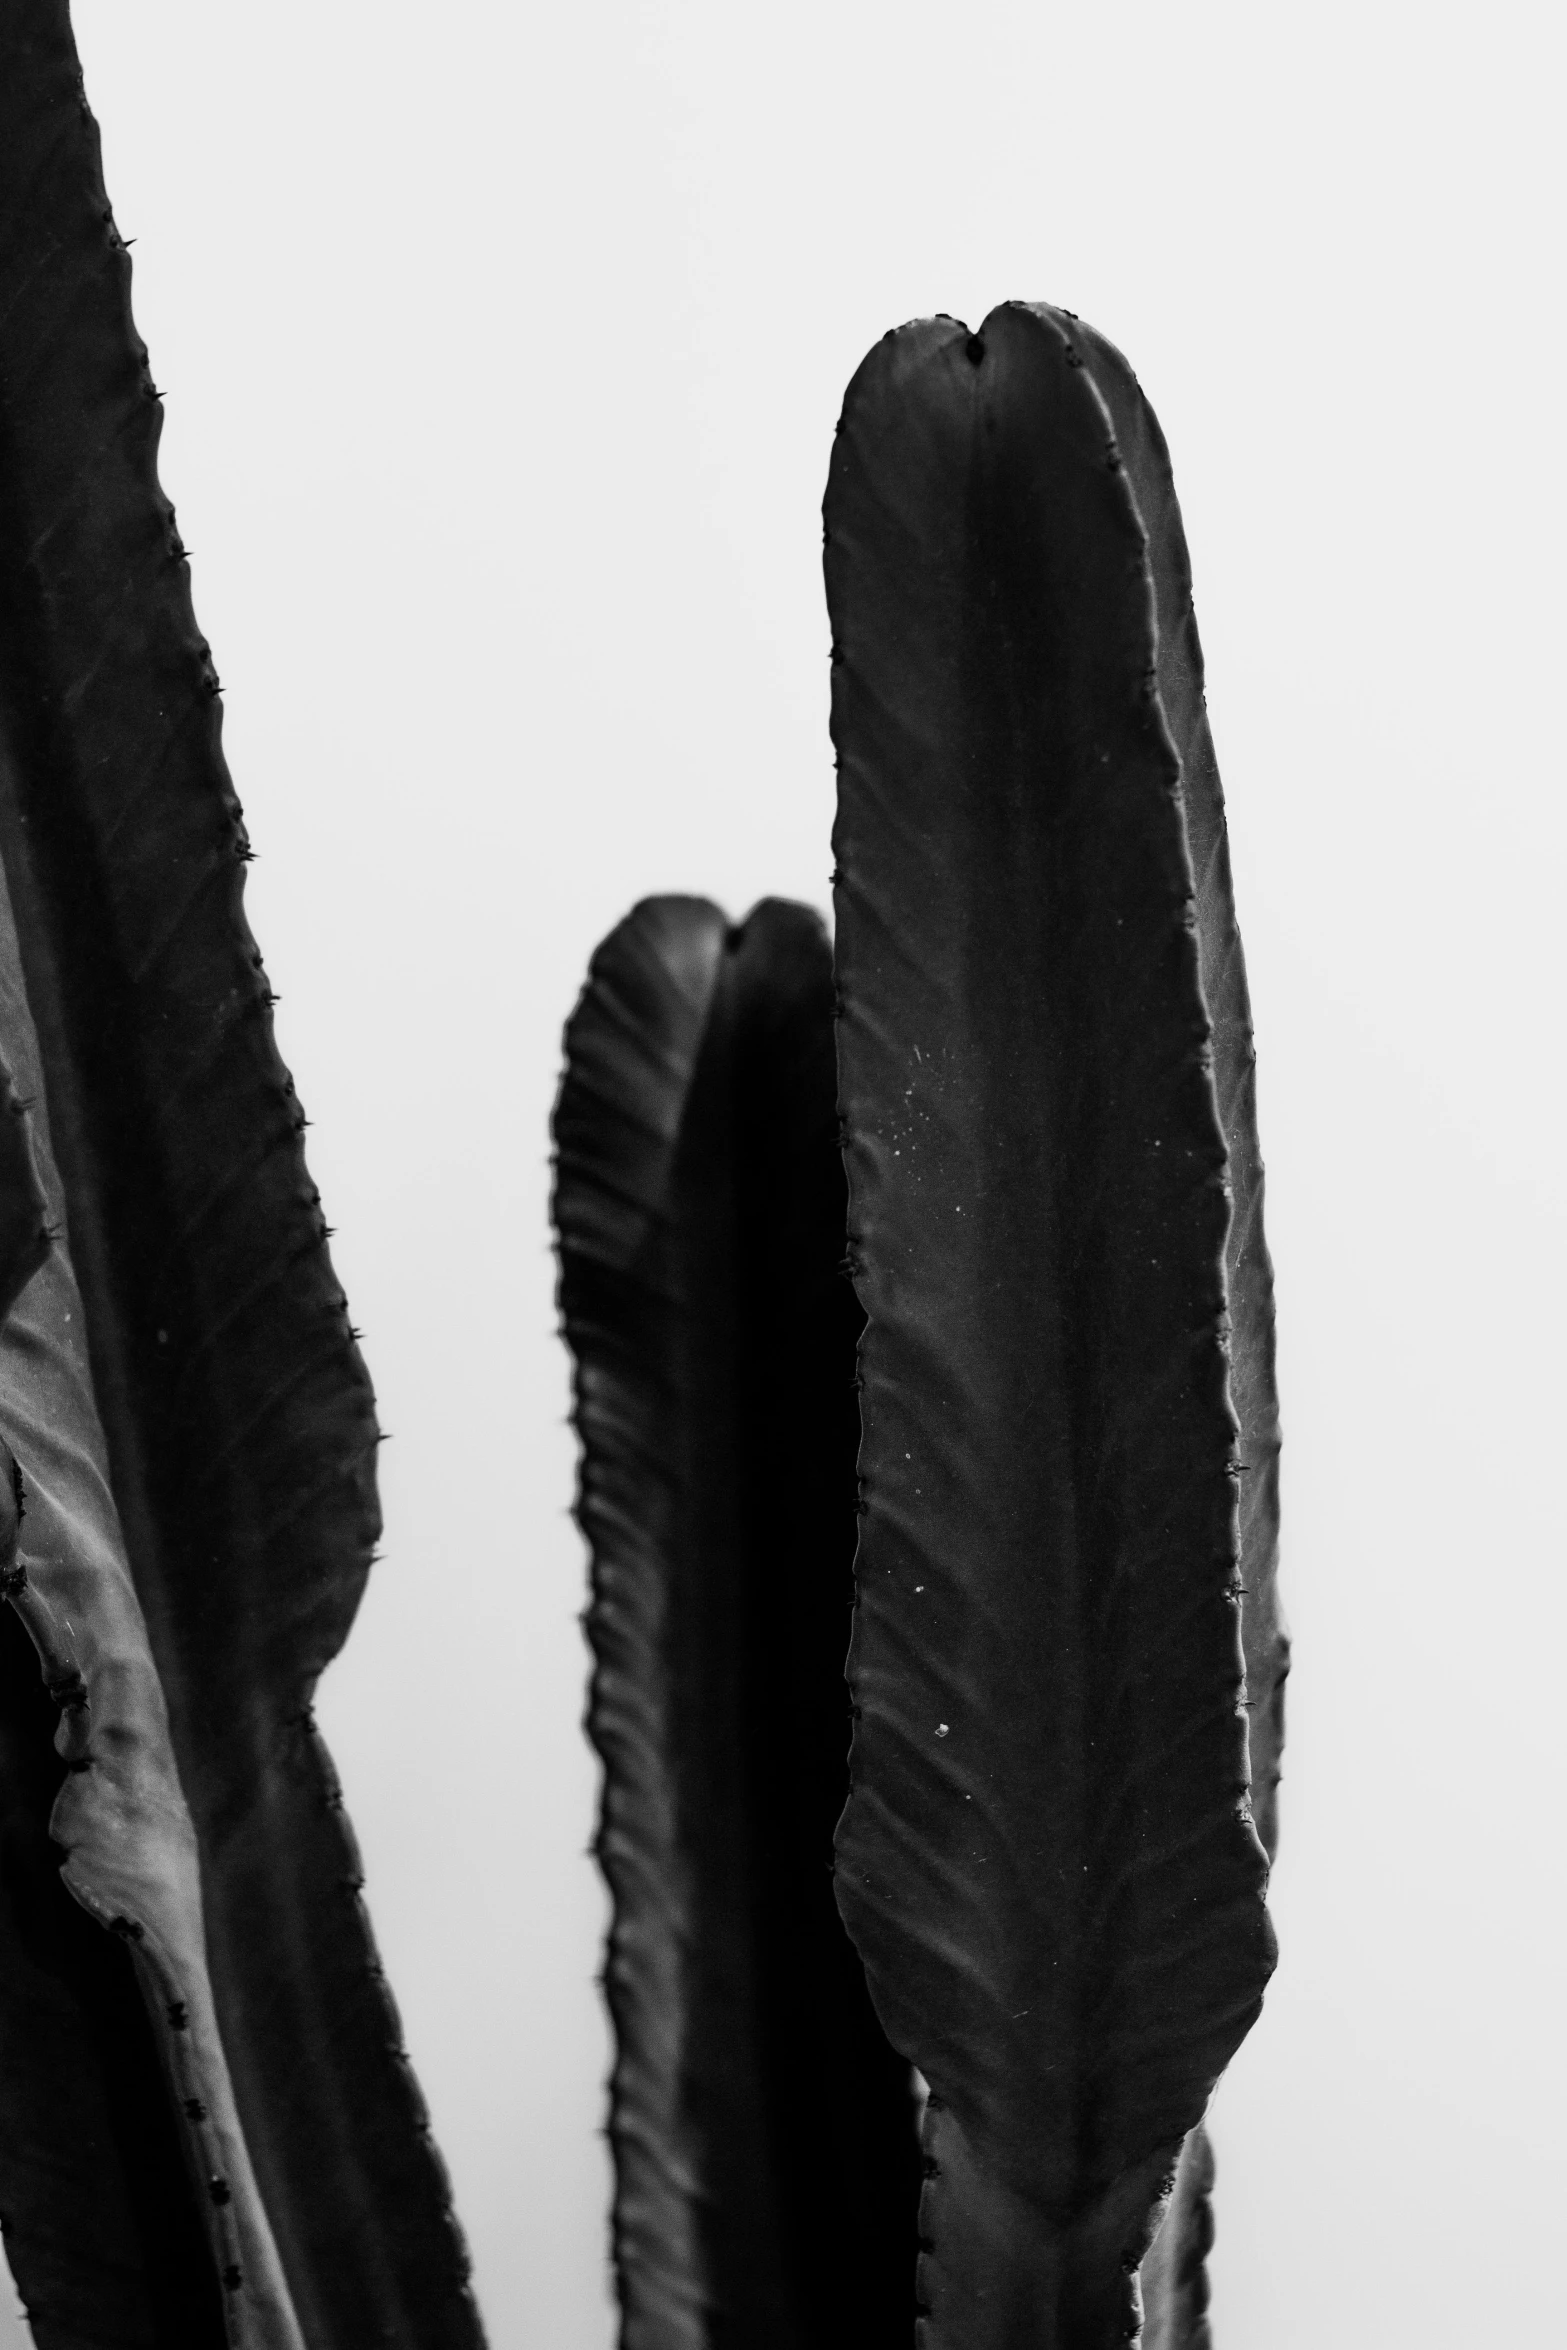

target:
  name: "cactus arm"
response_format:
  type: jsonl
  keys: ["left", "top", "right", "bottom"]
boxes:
{"left": 824, "top": 303, "right": 1276, "bottom": 2346}
{"left": 554, "top": 897, "right": 919, "bottom": 2348}
{"left": 0, "top": 12, "right": 481, "bottom": 2341}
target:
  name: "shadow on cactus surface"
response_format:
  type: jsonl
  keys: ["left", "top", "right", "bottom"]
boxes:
{"left": 0, "top": 9, "right": 1281, "bottom": 2348}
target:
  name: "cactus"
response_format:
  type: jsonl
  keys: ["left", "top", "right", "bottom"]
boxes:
{"left": 0, "top": 2, "right": 1278, "bottom": 2333}
{"left": 0, "top": 9, "right": 483, "bottom": 2343}
{"left": 823, "top": 301, "right": 1282, "bottom": 2345}
{"left": 554, "top": 897, "right": 920, "bottom": 2347}
{"left": 557, "top": 305, "right": 1281, "bottom": 2347}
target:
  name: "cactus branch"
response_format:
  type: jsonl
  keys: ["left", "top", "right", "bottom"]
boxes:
{"left": 823, "top": 303, "right": 1277, "bottom": 2347}
{"left": 0, "top": 12, "right": 481, "bottom": 2340}
{"left": 554, "top": 897, "right": 920, "bottom": 2348}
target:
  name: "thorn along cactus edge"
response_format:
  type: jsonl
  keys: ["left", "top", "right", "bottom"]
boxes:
{"left": 554, "top": 303, "right": 1284, "bottom": 2350}
{"left": 0, "top": 17, "right": 1281, "bottom": 2350}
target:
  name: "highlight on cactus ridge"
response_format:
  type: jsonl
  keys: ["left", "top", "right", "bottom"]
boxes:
{"left": 555, "top": 305, "right": 1283, "bottom": 2349}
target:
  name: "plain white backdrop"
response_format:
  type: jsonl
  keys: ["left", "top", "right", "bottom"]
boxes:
{"left": 20, "top": 2, "right": 1561, "bottom": 2342}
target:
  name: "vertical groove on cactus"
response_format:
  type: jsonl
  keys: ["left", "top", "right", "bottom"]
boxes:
{"left": 823, "top": 303, "right": 1276, "bottom": 2347}
{"left": 555, "top": 896, "right": 920, "bottom": 2349}
{"left": 0, "top": 11, "right": 483, "bottom": 2342}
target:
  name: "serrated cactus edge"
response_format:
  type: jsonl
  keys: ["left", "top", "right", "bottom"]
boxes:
{"left": 0, "top": 10, "right": 484, "bottom": 2344}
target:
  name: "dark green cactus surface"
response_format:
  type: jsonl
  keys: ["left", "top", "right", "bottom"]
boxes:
{"left": 554, "top": 898, "right": 921, "bottom": 2349}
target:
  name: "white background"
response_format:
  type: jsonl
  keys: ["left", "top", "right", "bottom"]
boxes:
{"left": 25, "top": 2, "right": 1565, "bottom": 2342}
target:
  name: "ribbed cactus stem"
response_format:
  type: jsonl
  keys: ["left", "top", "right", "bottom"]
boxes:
{"left": 555, "top": 897, "right": 920, "bottom": 2350}
{"left": 823, "top": 302, "right": 1280, "bottom": 2347}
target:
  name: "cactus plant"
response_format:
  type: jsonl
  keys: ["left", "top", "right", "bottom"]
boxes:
{"left": 554, "top": 897, "right": 920, "bottom": 2348}
{"left": 0, "top": 9, "right": 483, "bottom": 2342}
{"left": 556, "top": 305, "right": 1282, "bottom": 2346}
{"left": 0, "top": 2, "right": 1279, "bottom": 2336}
